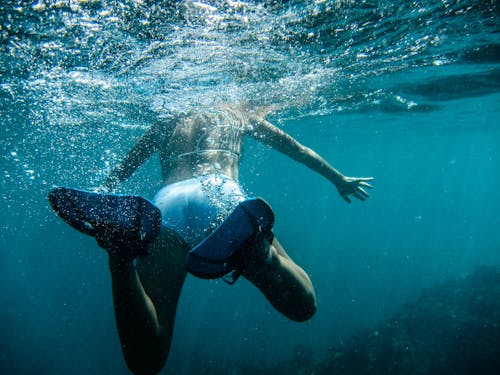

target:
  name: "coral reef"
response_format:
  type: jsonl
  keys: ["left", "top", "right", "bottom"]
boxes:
{"left": 177, "top": 265, "right": 500, "bottom": 374}
{"left": 316, "top": 265, "right": 500, "bottom": 375}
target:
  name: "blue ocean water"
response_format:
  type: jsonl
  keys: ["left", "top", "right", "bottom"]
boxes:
{"left": 1, "top": 1, "right": 499, "bottom": 374}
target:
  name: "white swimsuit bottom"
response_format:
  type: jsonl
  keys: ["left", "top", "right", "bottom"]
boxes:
{"left": 153, "top": 174, "right": 247, "bottom": 248}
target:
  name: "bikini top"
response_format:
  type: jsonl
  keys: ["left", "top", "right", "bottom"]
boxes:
{"left": 164, "top": 148, "right": 240, "bottom": 162}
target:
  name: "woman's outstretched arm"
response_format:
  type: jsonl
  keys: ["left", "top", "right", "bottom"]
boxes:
{"left": 101, "top": 124, "right": 160, "bottom": 192}
{"left": 249, "top": 117, "right": 373, "bottom": 203}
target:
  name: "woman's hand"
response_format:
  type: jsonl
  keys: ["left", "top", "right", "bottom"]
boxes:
{"left": 335, "top": 176, "right": 373, "bottom": 203}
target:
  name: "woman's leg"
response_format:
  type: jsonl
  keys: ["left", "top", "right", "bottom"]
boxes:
{"left": 109, "top": 228, "right": 189, "bottom": 375}
{"left": 242, "top": 237, "right": 317, "bottom": 322}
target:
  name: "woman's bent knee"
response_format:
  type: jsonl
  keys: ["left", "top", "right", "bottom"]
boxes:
{"left": 289, "top": 292, "right": 317, "bottom": 322}
{"left": 123, "top": 345, "right": 169, "bottom": 375}
{"left": 126, "top": 356, "right": 167, "bottom": 375}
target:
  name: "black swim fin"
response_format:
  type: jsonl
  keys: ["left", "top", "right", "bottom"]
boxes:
{"left": 186, "top": 197, "right": 274, "bottom": 283}
{"left": 48, "top": 187, "right": 161, "bottom": 260}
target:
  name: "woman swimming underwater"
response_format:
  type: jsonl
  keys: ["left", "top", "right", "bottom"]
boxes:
{"left": 49, "top": 103, "right": 373, "bottom": 375}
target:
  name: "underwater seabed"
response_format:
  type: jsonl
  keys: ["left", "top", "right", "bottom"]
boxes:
{"left": 172, "top": 265, "right": 500, "bottom": 375}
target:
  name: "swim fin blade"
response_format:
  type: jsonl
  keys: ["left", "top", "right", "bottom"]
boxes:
{"left": 48, "top": 187, "right": 161, "bottom": 259}
{"left": 186, "top": 197, "right": 274, "bottom": 280}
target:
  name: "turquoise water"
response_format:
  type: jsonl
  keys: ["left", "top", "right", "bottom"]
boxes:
{"left": 1, "top": 1, "right": 499, "bottom": 374}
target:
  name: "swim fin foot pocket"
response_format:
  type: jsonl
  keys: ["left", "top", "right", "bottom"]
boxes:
{"left": 186, "top": 197, "right": 275, "bottom": 284}
{"left": 48, "top": 187, "right": 161, "bottom": 261}
{"left": 48, "top": 187, "right": 274, "bottom": 284}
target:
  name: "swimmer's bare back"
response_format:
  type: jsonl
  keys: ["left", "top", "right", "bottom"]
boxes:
{"left": 157, "top": 107, "right": 249, "bottom": 184}
{"left": 101, "top": 105, "right": 252, "bottom": 191}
